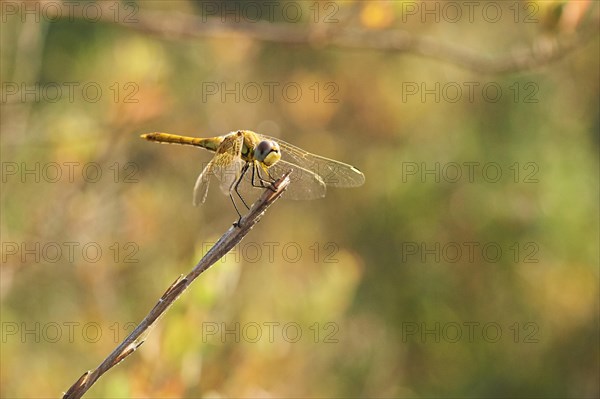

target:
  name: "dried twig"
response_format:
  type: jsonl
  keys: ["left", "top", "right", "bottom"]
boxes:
{"left": 62, "top": 173, "right": 291, "bottom": 399}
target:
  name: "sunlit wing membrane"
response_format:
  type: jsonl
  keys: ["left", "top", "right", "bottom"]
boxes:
{"left": 215, "top": 155, "right": 245, "bottom": 196}
{"left": 193, "top": 132, "right": 244, "bottom": 204}
{"left": 268, "top": 160, "right": 327, "bottom": 200}
{"left": 233, "top": 160, "right": 326, "bottom": 201}
{"left": 213, "top": 133, "right": 244, "bottom": 196}
{"left": 193, "top": 160, "right": 213, "bottom": 206}
{"left": 259, "top": 134, "right": 365, "bottom": 188}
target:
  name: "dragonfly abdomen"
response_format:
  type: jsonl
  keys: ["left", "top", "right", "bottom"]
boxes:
{"left": 140, "top": 132, "right": 222, "bottom": 152}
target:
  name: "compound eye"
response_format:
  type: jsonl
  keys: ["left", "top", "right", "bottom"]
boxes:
{"left": 255, "top": 140, "right": 281, "bottom": 166}
{"left": 255, "top": 140, "right": 275, "bottom": 161}
{"left": 255, "top": 140, "right": 271, "bottom": 161}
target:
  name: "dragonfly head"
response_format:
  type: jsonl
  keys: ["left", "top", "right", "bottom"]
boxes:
{"left": 254, "top": 140, "right": 281, "bottom": 167}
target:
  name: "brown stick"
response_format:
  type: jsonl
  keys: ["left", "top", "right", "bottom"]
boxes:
{"left": 62, "top": 173, "right": 291, "bottom": 399}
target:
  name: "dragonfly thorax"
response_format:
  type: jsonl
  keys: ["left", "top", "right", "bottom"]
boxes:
{"left": 254, "top": 140, "right": 281, "bottom": 167}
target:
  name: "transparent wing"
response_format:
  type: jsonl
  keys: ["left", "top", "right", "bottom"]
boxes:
{"left": 193, "top": 160, "right": 213, "bottom": 206}
{"left": 231, "top": 160, "right": 326, "bottom": 202}
{"left": 268, "top": 160, "right": 327, "bottom": 200}
{"left": 192, "top": 132, "right": 244, "bottom": 205}
{"left": 258, "top": 134, "right": 365, "bottom": 187}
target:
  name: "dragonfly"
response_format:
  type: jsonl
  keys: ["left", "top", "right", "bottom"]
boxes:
{"left": 140, "top": 130, "right": 365, "bottom": 219}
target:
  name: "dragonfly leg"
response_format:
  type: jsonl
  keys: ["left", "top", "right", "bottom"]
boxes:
{"left": 233, "top": 163, "right": 251, "bottom": 210}
{"left": 254, "top": 165, "right": 278, "bottom": 193}
{"left": 230, "top": 164, "right": 252, "bottom": 227}
{"left": 260, "top": 167, "right": 278, "bottom": 192}
{"left": 251, "top": 164, "right": 271, "bottom": 188}
{"left": 230, "top": 190, "right": 244, "bottom": 227}
{"left": 250, "top": 164, "right": 260, "bottom": 187}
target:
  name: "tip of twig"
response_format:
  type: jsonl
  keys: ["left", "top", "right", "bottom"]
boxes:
{"left": 236, "top": 171, "right": 291, "bottom": 228}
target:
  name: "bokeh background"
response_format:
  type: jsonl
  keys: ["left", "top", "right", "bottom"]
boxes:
{"left": 1, "top": 1, "right": 599, "bottom": 397}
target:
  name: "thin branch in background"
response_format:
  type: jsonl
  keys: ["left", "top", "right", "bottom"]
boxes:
{"left": 48, "top": 7, "right": 599, "bottom": 74}
{"left": 62, "top": 173, "right": 291, "bottom": 399}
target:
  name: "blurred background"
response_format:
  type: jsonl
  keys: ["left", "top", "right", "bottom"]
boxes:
{"left": 1, "top": 1, "right": 598, "bottom": 397}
